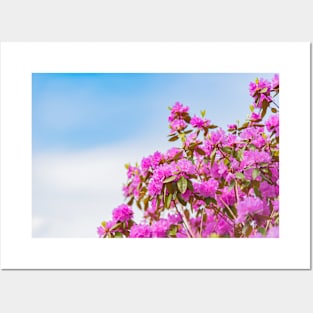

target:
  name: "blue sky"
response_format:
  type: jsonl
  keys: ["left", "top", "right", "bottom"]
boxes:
{"left": 32, "top": 73, "right": 275, "bottom": 237}
{"left": 32, "top": 73, "right": 274, "bottom": 152}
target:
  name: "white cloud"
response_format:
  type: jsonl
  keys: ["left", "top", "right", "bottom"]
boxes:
{"left": 32, "top": 139, "right": 172, "bottom": 238}
{"left": 32, "top": 217, "right": 47, "bottom": 234}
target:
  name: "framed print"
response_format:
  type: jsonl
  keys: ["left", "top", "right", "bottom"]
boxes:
{"left": 0, "top": 42, "right": 311, "bottom": 269}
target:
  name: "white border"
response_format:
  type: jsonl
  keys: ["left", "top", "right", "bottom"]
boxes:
{"left": 0, "top": 42, "right": 310, "bottom": 269}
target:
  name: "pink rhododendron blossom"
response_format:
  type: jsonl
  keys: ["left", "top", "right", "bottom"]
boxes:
{"left": 215, "top": 218, "right": 233, "bottom": 236}
{"left": 112, "top": 204, "right": 134, "bottom": 222}
{"left": 240, "top": 125, "right": 264, "bottom": 141}
{"left": 249, "top": 232, "right": 264, "bottom": 238}
{"left": 190, "top": 115, "right": 210, "bottom": 129}
{"left": 129, "top": 224, "right": 152, "bottom": 238}
{"left": 226, "top": 133, "right": 237, "bottom": 145}
{"left": 97, "top": 220, "right": 116, "bottom": 237}
{"left": 259, "top": 181, "right": 278, "bottom": 198}
{"left": 272, "top": 199, "right": 279, "bottom": 212}
{"left": 228, "top": 124, "right": 237, "bottom": 130}
{"left": 272, "top": 74, "right": 279, "bottom": 89}
{"left": 141, "top": 156, "right": 152, "bottom": 173}
{"left": 168, "top": 102, "right": 189, "bottom": 124}
{"left": 265, "top": 114, "right": 279, "bottom": 136}
{"left": 170, "top": 119, "right": 187, "bottom": 132}
{"left": 209, "top": 129, "right": 226, "bottom": 145}
{"left": 217, "top": 162, "right": 228, "bottom": 177}
{"left": 242, "top": 150, "right": 271, "bottom": 167}
{"left": 266, "top": 226, "right": 279, "bottom": 238}
{"left": 148, "top": 177, "right": 163, "bottom": 196}
{"left": 167, "top": 213, "right": 182, "bottom": 225}
{"left": 97, "top": 226, "right": 105, "bottom": 238}
{"left": 151, "top": 151, "right": 163, "bottom": 168}
{"left": 171, "top": 101, "right": 189, "bottom": 114}
{"left": 236, "top": 197, "right": 264, "bottom": 223}
{"left": 225, "top": 172, "right": 235, "bottom": 184}
{"left": 218, "top": 187, "right": 236, "bottom": 208}
{"left": 249, "top": 78, "right": 271, "bottom": 97}
{"left": 176, "top": 159, "right": 196, "bottom": 175}
{"left": 193, "top": 200, "right": 206, "bottom": 211}
{"left": 151, "top": 219, "right": 170, "bottom": 237}
{"left": 122, "top": 185, "right": 131, "bottom": 197}
{"left": 194, "top": 178, "right": 218, "bottom": 198}
{"left": 250, "top": 112, "right": 261, "bottom": 121}
{"left": 176, "top": 229, "right": 188, "bottom": 238}
{"left": 165, "top": 147, "right": 181, "bottom": 160}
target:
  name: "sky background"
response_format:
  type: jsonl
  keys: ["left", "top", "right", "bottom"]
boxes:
{"left": 32, "top": 73, "right": 274, "bottom": 237}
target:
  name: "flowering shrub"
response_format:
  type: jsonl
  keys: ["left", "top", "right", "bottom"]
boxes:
{"left": 98, "top": 75, "right": 279, "bottom": 238}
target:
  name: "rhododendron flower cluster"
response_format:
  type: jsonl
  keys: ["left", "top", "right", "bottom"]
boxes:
{"left": 98, "top": 75, "right": 279, "bottom": 238}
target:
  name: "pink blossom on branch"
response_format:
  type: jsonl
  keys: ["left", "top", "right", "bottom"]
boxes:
{"left": 98, "top": 74, "right": 279, "bottom": 238}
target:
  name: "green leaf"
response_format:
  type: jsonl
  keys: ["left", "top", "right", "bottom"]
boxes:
{"left": 184, "top": 209, "right": 190, "bottom": 220}
{"left": 205, "top": 197, "right": 217, "bottom": 205}
{"left": 178, "top": 133, "right": 186, "bottom": 143}
{"left": 252, "top": 168, "right": 260, "bottom": 180}
{"left": 249, "top": 105, "right": 254, "bottom": 112}
{"left": 195, "top": 148, "right": 206, "bottom": 155}
{"left": 258, "top": 227, "right": 266, "bottom": 236}
{"left": 166, "top": 182, "right": 176, "bottom": 194}
{"left": 203, "top": 212, "right": 208, "bottom": 223}
{"left": 114, "top": 232, "right": 123, "bottom": 238}
{"left": 187, "top": 180, "right": 194, "bottom": 192}
{"left": 240, "top": 121, "right": 249, "bottom": 129}
{"left": 177, "top": 193, "right": 187, "bottom": 206}
{"left": 144, "top": 196, "right": 149, "bottom": 211}
{"left": 183, "top": 115, "right": 191, "bottom": 123}
{"left": 189, "top": 142, "right": 201, "bottom": 150}
{"left": 127, "top": 197, "right": 134, "bottom": 206}
{"left": 177, "top": 176, "right": 188, "bottom": 194}
{"left": 168, "top": 225, "right": 178, "bottom": 237}
{"left": 235, "top": 172, "right": 245, "bottom": 180}
{"left": 201, "top": 110, "right": 206, "bottom": 118}
{"left": 222, "top": 146, "right": 232, "bottom": 154}
{"left": 260, "top": 87, "right": 268, "bottom": 93}
{"left": 165, "top": 193, "right": 172, "bottom": 209}
{"left": 253, "top": 185, "right": 261, "bottom": 198}
{"left": 136, "top": 201, "right": 142, "bottom": 210}
{"left": 261, "top": 106, "right": 268, "bottom": 119}
{"left": 248, "top": 143, "right": 257, "bottom": 151}
{"left": 210, "top": 233, "right": 219, "bottom": 238}
{"left": 163, "top": 175, "right": 177, "bottom": 184}
{"left": 110, "top": 222, "right": 121, "bottom": 231}
{"left": 173, "top": 151, "right": 183, "bottom": 161}
{"left": 210, "top": 148, "right": 217, "bottom": 168}
{"left": 168, "top": 135, "right": 179, "bottom": 142}
{"left": 101, "top": 221, "right": 106, "bottom": 228}
{"left": 242, "top": 224, "right": 253, "bottom": 237}
{"left": 156, "top": 194, "right": 162, "bottom": 209}
{"left": 228, "top": 179, "right": 235, "bottom": 191}
{"left": 209, "top": 125, "right": 218, "bottom": 129}
{"left": 235, "top": 149, "right": 244, "bottom": 161}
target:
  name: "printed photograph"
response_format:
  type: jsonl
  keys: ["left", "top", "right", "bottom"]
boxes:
{"left": 32, "top": 73, "right": 279, "bottom": 238}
